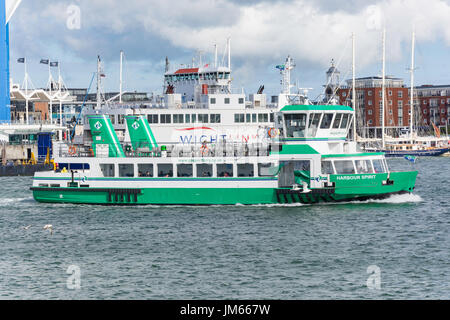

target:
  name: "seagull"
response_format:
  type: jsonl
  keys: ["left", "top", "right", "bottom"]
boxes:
{"left": 43, "top": 224, "right": 54, "bottom": 235}
{"left": 23, "top": 225, "right": 31, "bottom": 230}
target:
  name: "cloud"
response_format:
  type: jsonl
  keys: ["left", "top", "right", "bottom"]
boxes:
{"left": 8, "top": 0, "right": 450, "bottom": 95}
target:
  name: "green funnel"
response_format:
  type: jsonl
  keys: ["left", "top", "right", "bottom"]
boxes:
{"left": 88, "top": 115, "right": 125, "bottom": 158}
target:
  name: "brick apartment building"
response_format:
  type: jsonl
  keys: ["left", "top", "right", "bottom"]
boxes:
{"left": 415, "top": 85, "right": 450, "bottom": 126}
{"left": 337, "top": 77, "right": 450, "bottom": 130}
{"left": 337, "top": 76, "right": 410, "bottom": 129}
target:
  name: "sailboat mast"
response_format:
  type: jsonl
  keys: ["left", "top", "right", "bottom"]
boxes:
{"left": 410, "top": 31, "right": 415, "bottom": 144}
{"left": 120, "top": 50, "right": 123, "bottom": 104}
{"left": 381, "top": 28, "right": 386, "bottom": 149}
{"left": 352, "top": 33, "right": 357, "bottom": 142}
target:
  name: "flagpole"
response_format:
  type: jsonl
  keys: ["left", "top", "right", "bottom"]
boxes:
{"left": 25, "top": 58, "right": 29, "bottom": 125}
{"left": 48, "top": 59, "right": 53, "bottom": 124}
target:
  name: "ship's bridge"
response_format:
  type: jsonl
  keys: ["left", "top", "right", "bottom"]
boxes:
{"left": 277, "top": 105, "right": 354, "bottom": 142}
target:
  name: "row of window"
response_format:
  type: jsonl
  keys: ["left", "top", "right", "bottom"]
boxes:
{"left": 165, "top": 72, "right": 231, "bottom": 82}
{"left": 284, "top": 113, "right": 352, "bottom": 138}
{"left": 148, "top": 113, "right": 222, "bottom": 124}
{"left": 343, "top": 90, "right": 404, "bottom": 98}
{"left": 234, "top": 113, "right": 273, "bottom": 123}
{"left": 322, "top": 159, "right": 388, "bottom": 175}
{"left": 100, "top": 163, "right": 277, "bottom": 178}
{"left": 210, "top": 97, "right": 244, "bottom": 105}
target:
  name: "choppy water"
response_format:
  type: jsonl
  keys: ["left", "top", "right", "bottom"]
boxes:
{"left": 0, "top": 157, "right": 448, "bottom": 299}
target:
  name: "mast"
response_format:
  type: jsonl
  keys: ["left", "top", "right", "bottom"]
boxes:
{"left": 96, "top": 55, "right": 101, "bottom": 109}
{"left": 24, "top": 58, "right": 28, "bottom": 124}
{"left": 352, "top": 33, "right": 357, "bottom": 141}
{"left": 214, "top": 44, "right": 218, "bottom": 68}
{"left": 120, "top": 50, "right": 123, "bottom": 104}
{"left": 409, "top": 30, "right": 415, "bottom": 144}
{"left": 381, "top": 28, "right": 386, "bottom": 149}
{"left": 58, "top": 62, "right": 62, "bottom": 129}
{"left": 227, "top": 38, "right": 231, "bottom": 70}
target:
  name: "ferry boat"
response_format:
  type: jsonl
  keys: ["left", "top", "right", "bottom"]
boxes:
{"left": 30, "top": 104, "right": 418, "bottom": 205}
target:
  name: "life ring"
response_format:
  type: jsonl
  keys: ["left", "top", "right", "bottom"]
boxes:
{"left": 268, "top": 128, "right": 278, "bottom": 138}
{"left": 200, "top": 143, "right": 209, "bottom": 156}
{"left": 68, "top": 145, "right": 77, "bottom": 155}
{"left": 89, "top": 148, "right": 94, "bottom": 157}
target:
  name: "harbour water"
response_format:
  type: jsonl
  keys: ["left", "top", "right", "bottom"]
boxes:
{"left": 0, "top": 158, "right": 448, "bottom": 299}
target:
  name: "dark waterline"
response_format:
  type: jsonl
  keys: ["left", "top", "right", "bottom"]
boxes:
{"left": 0, "top": 157, "right": 448, "bottom": 299}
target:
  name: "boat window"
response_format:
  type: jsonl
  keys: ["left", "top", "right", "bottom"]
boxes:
{"left": 252, "top": 114, "right": 257, "bottom": 123}
{"left": 191, "top": 114, "right": 197, "bottom": 123}
{"left": 332, "top": 113, "right": 343, "bottom": 129}
{"left": 119, "top": 164, "right": 134, "bottom": 177}
{"left": 158, "top": 164, "right": 173, "bottom": 177}
{"left": 237, "top": 164, "right": 254, "bottom": 177}
{"left": 177, "top": 164, "right": 193, "bottom": 177}
{"left": 284, "top": 113, "right": 307, "bottom": 138}
{"left": 210, "top": 114, "right": 221, "bottom": 123}
{"left": 258, "top": 114, "right": 269, "bottom": 122}
{"left": 100, "top": 164, "right": 115, "bottom": 177}
{"left": 321, "top": 161, "right": 334, "bottom": 174}
{"left": 347, "top": 115, "right": 354, "bottom": 129}
{"left": 334, "top": 160, "right": 355, "bottom": 174}
{"left": 355, "top": 160, "right": 373, "bottom": 174}
{"left": 148, "top": 114, "right": 158, "bottom": 124}
{"left": 308, "top": 113, "right": 322, "bottom": 136}
{"left": 217, "top": 164, "right": 233, "bottom": 177}
{"left": 198, "top": 114, "right": 208, "bottom": 123}
{"left": 340, "top": 114, "right": 350, "bottom": 129}
{"left": 173, "top": 114, "right": 184, "bottom": 124}
{"left": 372, "top": 159, "right": 386, "bottom": 173}
{"left": 246, "top": 114, "right": 251, "bottom": 123}
{"left": 138, "top": 164, "right": 153, "bottom": 177}
{"left": 185, "top": 114, "right": 190, "bottom": 123}
{"left": 258, "top": 163, "right": 278, "bottom": 177}
{"left": 160, "top": 114, "right": 171, "bottom": 124}
{"left": 197, "top": 164, "right": 213, "bottom": 177}
{"left": 320, "top": 113, "right": 334, "bottom": 129}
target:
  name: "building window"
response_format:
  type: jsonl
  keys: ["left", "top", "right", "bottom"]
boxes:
{"left": 210, "top": 98, "right": 216, "bottom": 104}
{"left": 160, "top": 114, "right": 171, "bottom": 124}
{"left": 148, "top": 114, "right": 158, "bottom": 124}
{"left": 398, "top": 91, "right": 403, "bottom": 98}
{"left": 368, "top": 91, "right": 372, "bottom": 96}
{"left": 424, "top": 109, "right": 427, "bottom": 114}
{"left": 389, "top": 90, "right": 392, "bottom": 96}
{"left": 224, "top": 98, "right": 230, "bottom": 104}
{"left": 368, "top": 109, "right": 373, "bottom": 115}
{"left": 389, "top": 100, "right": 392, "bottom": 105}
{"left": 368, "top": 100, "right": 373, "bottom": 106}
{"left": 238, "top": 98, "right": 244, "bottom": 104}
{"left": 368, "top": 119, "right": 373, "bottom": 125}
{"left": 343, "top": 92, "right": 347, "bottom": 97}
{"left": 398, "top": 101, "right": 403, "bottom": 107}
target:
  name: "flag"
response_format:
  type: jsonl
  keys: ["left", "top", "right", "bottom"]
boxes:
{"left": 404, "top": 155, "right": 417, "bottom": 163}
{"left": 204, "top": 64, "right": 209, "bottom": 68}
{"left": 50, "top": 62, "right": 59, "bottom": 67}
{"left": 276, "top": 65, "right": 285, "bottom": 71}
{"left": 17, "top": 58, "right": 25, "bottom": 63}
{"left": 431, "top": 122, "right": 441, "bottom": 138}
{"left": 40, "top": 59, "right": 49, "bottom": 65}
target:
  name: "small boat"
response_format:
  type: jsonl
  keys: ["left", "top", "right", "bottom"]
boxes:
{"left": 30, "top": 104, "right": 418, "bottom": 205}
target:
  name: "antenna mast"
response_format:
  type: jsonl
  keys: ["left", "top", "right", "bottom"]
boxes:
{"left": 381, "top": 28, "right": 386, "bottom": 149}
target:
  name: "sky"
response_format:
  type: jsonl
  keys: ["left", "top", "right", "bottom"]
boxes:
{"left": 8, "top": 0, "right": 450, "bottom": 100}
